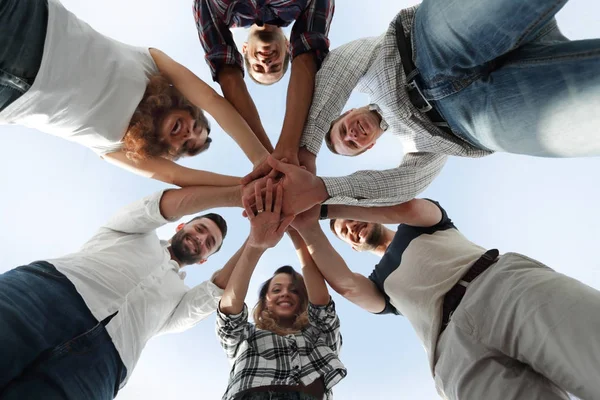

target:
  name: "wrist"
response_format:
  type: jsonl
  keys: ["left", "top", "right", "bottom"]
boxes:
{"left": 313, "top": 177, "right": 329, "bottom": 203}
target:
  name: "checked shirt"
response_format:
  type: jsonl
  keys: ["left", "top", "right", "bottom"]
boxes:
{"left": 216, "top": 299, "right": 346, "bottom": 400}
{"left": 193, "top": 0, "right": 334, "bottom": 81}
{"left": 300, "top": 6, "right": 492, "bottom": 207}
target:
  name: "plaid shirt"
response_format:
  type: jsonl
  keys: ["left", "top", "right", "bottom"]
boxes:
{"left": 193, "top": 0, "right": 335, "bottom": 81}
{"left": 300, "top": 7, "right": 492, "bottom": 207}
{"left": 216, "top": 299, "right": 346, "bottom": 400}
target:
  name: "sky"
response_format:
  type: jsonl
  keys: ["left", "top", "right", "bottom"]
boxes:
{"left": 1, "top": 0, "right": 599, "bottom": 399}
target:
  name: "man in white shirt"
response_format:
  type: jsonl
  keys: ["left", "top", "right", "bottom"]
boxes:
{"left": 0, "top": 184, "right": 243, "bottom": 399}
{"left": 300, "top": 199, "right": 600, "bottom": 399}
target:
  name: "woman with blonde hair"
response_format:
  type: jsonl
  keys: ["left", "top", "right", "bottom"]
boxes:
{"left": 0, "top": 0, "right": 268, "bottom": 187}
{"left": 217, "top": 181, "right": 346, "bottom": 400}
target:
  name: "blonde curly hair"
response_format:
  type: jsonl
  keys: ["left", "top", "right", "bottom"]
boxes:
{"left": 252, "top": 266, "right": 310, "bottom": 336}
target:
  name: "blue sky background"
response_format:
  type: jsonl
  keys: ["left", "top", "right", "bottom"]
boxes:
{"left": 1, "top": 0, "right": 598, "bottom": 399}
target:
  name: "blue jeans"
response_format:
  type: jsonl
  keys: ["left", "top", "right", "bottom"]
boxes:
{"left": 0, "top": 262, "right": 126, "bottom": 399}
{"left": 0, "top": 0, "right": 47, "bottom": 113}
{"left": 412, "top": 0, "right": 600, "bottom": 157}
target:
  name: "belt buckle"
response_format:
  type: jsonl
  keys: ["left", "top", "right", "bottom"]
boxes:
{"left": 406, "top": 80, "right": 433, "bottom": 113}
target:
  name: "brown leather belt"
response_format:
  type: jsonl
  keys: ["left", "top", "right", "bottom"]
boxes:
{"left": 440, "top": 249, "right": 500, "bottom": 335}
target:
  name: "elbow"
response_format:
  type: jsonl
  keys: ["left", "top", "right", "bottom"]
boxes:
{"left": 390, "top": 199, "right": 421, "bottom": 223}
{"left": 328, "top": 278, "right": 358, "bottom": 299}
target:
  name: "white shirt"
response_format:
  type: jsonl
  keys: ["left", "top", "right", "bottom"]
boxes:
{"left": 0, "top": 0, "right": 158, "bottom": 155}
{"left": 48, "top": 190, "right": 224, "bottom": 387}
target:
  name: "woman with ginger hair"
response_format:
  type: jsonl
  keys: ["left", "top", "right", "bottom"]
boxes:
{"left": 217, "top": 181, "right": 346, "bottom": 400}
{"left": 0, "top": 0, "right": 268, "bottom": 186}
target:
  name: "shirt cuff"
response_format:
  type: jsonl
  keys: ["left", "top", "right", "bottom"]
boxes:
{"left": 308, "top": 297, "right": 336, "bottom": 320}
{"left": 300, "top": 122, "right": 327, "bottom": 155}
{"left": 290, "top": 32, "right": 330, "bottom": 68}
{"left": 206, "top": 45, "right": 244, "bottom": 82}
{"left": 149, "top": 189, "right": 177, "bottom": 223}
{"left": 320, "top": 176, "right": 361, "bottom": 205}
{"left": 216, "top": 302, "right": 248, "bottom": 329}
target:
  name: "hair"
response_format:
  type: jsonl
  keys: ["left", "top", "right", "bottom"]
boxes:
{"left": 252, "top": 266, "right": 310, "bottom": 335}
{"left": 186, "top": 213, "right": 228, "bottom": 253}
{"left": 329, "top": 219, "right": 338, "bottom": 236}
{"left": 122, "top": 74, "right": 211, "bottom": 162}
{"left": 243, "top": 49, "right": 291, "bottom": 86}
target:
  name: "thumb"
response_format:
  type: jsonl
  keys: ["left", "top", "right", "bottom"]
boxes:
{"left": 277, "top": 215, "right": 296, "bottom": 235}
{"left": 267, "top": 156, "right": 293, "bottom": 175}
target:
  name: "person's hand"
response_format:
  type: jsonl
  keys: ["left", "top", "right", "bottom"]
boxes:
{"left": 243, "top": 179, "right": 294, "bottom": 250}
{"left": 291, "top": 205, "right": 320, "bottom": 232}
{"left": 242, "top": 147, "right": 300, "bottom": 185}
{"left": 243, "top": 156, "right": 329, "bottom": 217}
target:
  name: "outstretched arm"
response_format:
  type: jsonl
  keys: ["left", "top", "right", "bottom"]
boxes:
{"left": 288, "top": 227, "right": 330, "bottom": 306}
{"left": 150, "top": 48, "right": 268, "bottom": 166}
{"left": 104, "top": 150, "right": 239, "bottom": 187}
{"left": 328, "top": 198, "right": 443, "bottom": 227}
{"left": 159, "top": 185, "right": 241, "bottom": 221}
{"left": 296, "top": 220, "right": 386, "bottom": 313}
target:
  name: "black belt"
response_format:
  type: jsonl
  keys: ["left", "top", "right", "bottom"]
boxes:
{"left": 395, "top": 18, "right": 453, "bottom": 135}
{"left": 440, "top": 249, "right": 500, "bottom": 334}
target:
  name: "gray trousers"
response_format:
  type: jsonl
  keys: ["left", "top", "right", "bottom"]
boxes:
{"left": 434, "top": 253, "right": 600, "bottom": 400}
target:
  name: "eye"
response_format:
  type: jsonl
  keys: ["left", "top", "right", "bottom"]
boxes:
{"left": 171, "top": 119, "right": 182, "bottom": 135}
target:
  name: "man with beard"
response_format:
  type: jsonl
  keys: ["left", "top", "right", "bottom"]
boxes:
{"left": 291, "top": 198, "right": 600, "bottom": 399}
{"left": 194, "top": 0, "right": 334, "bottom": 171}
{"left": 0, "top": 184, "right": 244, "bottom": 399}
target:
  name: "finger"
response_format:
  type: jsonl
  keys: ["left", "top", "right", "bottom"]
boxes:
{"left": 267, "top": 155, "right": 293, "bottom": 175}
{"left": 242, "top": 196, "right": 255, "bottom": 219}
{"left": 277, "top": 215, "right": 296, "bottom": 235}
{"left": 242, "top": 209, "right": 248, "bottom": 218}
{"left": 267, "top": 167, "right": 280, "bottom": 180}
{"left": 241, "top": 163, "right": 269, "bottom": 185}
{"left": 254, "top": 181, "right": 264, "bottom": 213}
{"left": 264, "top": 179, "right": 273, "bottom": 212}
{"left": 273, "top": 183, "right": 283, "bottom": 215}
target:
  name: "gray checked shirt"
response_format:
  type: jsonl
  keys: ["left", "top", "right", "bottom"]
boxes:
{"left": 300, "top": 6, "right": 492, "bottom": 207}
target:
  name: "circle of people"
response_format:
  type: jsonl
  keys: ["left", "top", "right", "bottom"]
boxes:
{"left": 1, "top": 0, "right": 599, "bottom": 399}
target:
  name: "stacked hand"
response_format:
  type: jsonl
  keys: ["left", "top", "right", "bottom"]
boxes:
{"left": 243, "top": 178, "right": 295, "bottom": 250}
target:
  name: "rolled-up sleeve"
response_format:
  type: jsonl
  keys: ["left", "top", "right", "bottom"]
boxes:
{"left": 216, "top": 304, "right": 251, "bottom": 361}
{"left": 193, "top": 0, "right": 244, "bottom": 81}
{"left": 102, "top": 190, "right": 173, "bottom": 234}
{"left": 321, "top": 152, "right": 448, "bottom": 207}
{"left": 289, "top": 0, "right": 334, "bottom": 68}
{"left": 159, "top": 280, "right": 224, "bottom": 334}
{"left": 308, "top": 298, "right": 342, "bottom": 354}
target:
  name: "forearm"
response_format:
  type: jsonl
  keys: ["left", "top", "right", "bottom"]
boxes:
{"left": 211, "top": 239, "right": 248, "bottom": 290}
{"left": 276, "top": 53, "right": 317, "bottom": 152}
{"left": 219, "top": 67, "right": 274, "bottom": 153}
{"left": 296, "top": 224, "right": 357, "bottom": 295}
{"left": 159, "top": 185, "right": 241, "bottom": 220}
{"left": 328, "top": 199, "right": 442, "bottom": 227}
{"left": 288, "top": 230, "right": 329, "bottom": 306}
{"left": 220, "top": 245, "right": 265, "bottom": 315}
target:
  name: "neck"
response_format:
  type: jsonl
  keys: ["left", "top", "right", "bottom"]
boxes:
{"left": 369, "top": 227, "right": 395, "bottom": 257}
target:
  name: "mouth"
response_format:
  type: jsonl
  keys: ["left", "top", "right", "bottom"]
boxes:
{"left": 358, "top": 120, "right": 368, "bottom": 135}
{"left": 185, "top": 236, "right": 200, "bottom": 254}
{"left": 276, "top": 301, "right": 294, "bottom": 309}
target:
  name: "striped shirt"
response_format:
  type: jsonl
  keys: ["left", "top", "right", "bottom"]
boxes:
{"left": 193, "top": 0, "right": 335, "bottom": 81}
{"left": 300, "top": 7, "right": 492, "bottom": 207}
{"left": 216, "top": 299, "right": 346, "bottom": 399}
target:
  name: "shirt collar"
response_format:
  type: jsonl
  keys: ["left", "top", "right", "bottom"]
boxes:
{"left": 368, "top": 103, "right": 389, "bottom": 132}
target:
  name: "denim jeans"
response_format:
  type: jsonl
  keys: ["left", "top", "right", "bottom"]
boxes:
{"left": 0, "top": 262, "right": 126, "bottom": 400}
{"left": 412, "top": 0, "right": 600, "bottom": 157}
{"left": 0, "top": 0, "right": 47, "bottom": 113}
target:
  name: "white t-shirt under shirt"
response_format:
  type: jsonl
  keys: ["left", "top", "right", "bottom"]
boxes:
{"left": 47, "top": 190, "right": 224, "bottom": 387}
{"left": 0, "top": 0, "right": 159, "bottom": 155}
{"left": 368, "top": 200, "right": 487, "bottom": 375}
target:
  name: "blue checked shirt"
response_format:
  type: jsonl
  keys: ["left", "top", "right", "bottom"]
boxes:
{"left": 194, "top": 0, "right": 335, "bottom": 81}
{"left": 216, "top": 299, "right": 346, "bottom": 399}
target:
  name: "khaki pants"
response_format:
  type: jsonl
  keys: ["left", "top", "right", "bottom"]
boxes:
{"left": 434, "top": 253, "right": 600, "bottom": 400}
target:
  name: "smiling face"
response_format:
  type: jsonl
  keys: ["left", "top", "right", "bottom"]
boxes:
{"left": 328, "top": 107, "right": 385, "bottom": 156}
{"left": 169, "top": 217, "right": 224, "bottom": 265}
{"left": 159, "top": 109, "right": 210, "bottom": 159}
{"left": 242, "top": 25, "right": 289, "bottom": 85}
{"left": 265, "top": 273, "right": 303, "bottom": 321}
{"left": 332, "top": 219, "right": 385, "bottom": 252}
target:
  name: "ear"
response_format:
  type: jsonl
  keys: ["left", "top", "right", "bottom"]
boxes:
{"left": 176, "top": 223, "right": 185, "bottom": 232}
{"left": 366, "top": 142, "right": 375, "bottom": 151}
{"left": 242, "top": 42, "right": 248, "bottom": 54}
{"left": 198, "top": 259, "right": 207, "bottom": 264}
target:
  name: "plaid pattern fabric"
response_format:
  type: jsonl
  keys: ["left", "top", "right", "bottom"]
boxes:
{"left": 300, "top": 6, "right": 492, "bottom": 207}
{"left": 193, "top": 0, "right": 334, "bottom": 81}
{"left": 216, "top": 299, "right": 346, "bottom": 400}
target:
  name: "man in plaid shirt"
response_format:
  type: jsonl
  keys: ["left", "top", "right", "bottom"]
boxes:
{"left": 193, "top": 0, "right": 335, "bottom": 164}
